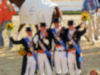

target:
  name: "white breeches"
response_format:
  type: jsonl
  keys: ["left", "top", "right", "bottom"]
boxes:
{"left": 38, "top": 53, "right": 52, "bottom": 75}
{"left": 54, "top": 51, "right": 68, "bottom": 74}
{"left": 24, "top": 56, "right": 36, "bottom": 75}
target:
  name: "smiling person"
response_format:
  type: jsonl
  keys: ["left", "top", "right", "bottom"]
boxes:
{"left": 49, "top": 18, "right": 68, "bottom": 75}
{"left": 10, "top": 27, "right": 37, "bottom": 75}
{"left": 33, "top": 23, "right": 52, "bottom": 75}
{"left": 66, "top": 20, "right": 86, "bottom": 75}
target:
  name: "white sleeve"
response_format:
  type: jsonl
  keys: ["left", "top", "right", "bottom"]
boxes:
{"left": 33, "top": 35, "right": 39, "bottom": 44}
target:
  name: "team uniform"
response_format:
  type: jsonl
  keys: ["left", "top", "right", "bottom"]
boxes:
{"left": 65, "top": 26, "right": 86, "bottom": 75}
{"left": 10, "top": 36, "right": 36, "bottom": 75}
{"left": 33, "top": 29, "right": 52, "bottom": 75}
{"left": 49, "top": 27, "right": 68, "bottom": 75}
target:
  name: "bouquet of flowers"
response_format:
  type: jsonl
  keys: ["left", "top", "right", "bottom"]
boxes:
{"left": 81, "top": 12, "right": 90, "bottom": 22}
{"left": 6, "top": 22, "right": 14, "bottom": 31}
{"left": 18, "top": 46, "right": 27, "bottom": 56}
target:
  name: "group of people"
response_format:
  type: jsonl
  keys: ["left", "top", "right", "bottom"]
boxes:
{"left": 0, "top": 0, "right": 100, "bottom": 75}
{"left": 10, "top": 18, "right": 87, "bottom": 75}
{"left": 0, "top": 0, "right": 16, "bottom": 48}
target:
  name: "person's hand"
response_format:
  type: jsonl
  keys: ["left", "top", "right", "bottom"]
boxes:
{"left": 80, "top": 22, "right": 83, "bottom": 26}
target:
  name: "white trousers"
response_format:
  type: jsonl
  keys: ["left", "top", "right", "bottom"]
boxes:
{"left": 38, "top": 53, "right": 52, "bottom": 75}
{"left": 24, "top": 56, "right": 36, "bottom": 75}
{"left": 86, "top": 14, "right": 96, "bottom": 41}
{"left": 54, "top": 51, "right": 68, "bottom": 74}
{"left": 95, "top": 16, "right": 100, "bottom": 37}
{"left": 68, "top": 52, "right": 79, "bottom": 75}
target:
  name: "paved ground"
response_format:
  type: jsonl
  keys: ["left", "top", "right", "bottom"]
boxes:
{"left": 0, "top": 15, "right": 100, "bottom": 75}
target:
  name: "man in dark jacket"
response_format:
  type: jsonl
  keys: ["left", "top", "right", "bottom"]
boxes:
{"left": 10, "top": 27, "right": 36, "bottom": 75}
{"left": 33, "top": 23, "right": 52, "bottom": 75}
{"left": 66, "top": 20, "right": 86, "bottom": 75}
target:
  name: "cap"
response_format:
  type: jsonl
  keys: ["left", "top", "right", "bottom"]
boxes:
{"left": 53, "top": 18, "right": 60, "bottom": 23}
{"left": 68, "top": 20, "right": 74, "bottom": 26}
{"left": 26, "top": 27, "right": 32, "bottom": 32}
{"left": 40, "top": 22, "right": 46, "bottom": 27}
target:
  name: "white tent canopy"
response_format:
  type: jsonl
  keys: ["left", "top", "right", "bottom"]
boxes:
{"left": 19, "top": 0, "right": 57, "bottom": 26}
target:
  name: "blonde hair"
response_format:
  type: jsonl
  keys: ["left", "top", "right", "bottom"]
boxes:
{"left": 90, "top": 69, "right": 99, "bottom": 75}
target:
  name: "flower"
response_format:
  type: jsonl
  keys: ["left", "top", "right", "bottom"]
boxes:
{"left": 18, "top": 46, "right": 27, "bottom": 56}
{"left": 6, "top": 22, "right": 14, "bottom": 31}
{"left": 81, "top": 12, "right": 90, "bottom": 22}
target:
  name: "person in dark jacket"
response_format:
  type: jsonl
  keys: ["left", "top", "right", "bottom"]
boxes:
{"left": 10, "top": 27, "right": 36, "bottom": 75}
{"left": 66, "top": 20, "right": 87, "bottom": 75}
{"left": 33, "top": 22, "right": 52, "bottom": 75}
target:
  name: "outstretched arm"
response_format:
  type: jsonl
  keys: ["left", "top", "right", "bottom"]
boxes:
{"left": 10, "top": 37, "right": 23, "bottom": 44}
{"left": 75, "top": 22, "right": 83, "bottom": 30}
{"left": 77, "top": 27, "right": 87, "bottom": 36}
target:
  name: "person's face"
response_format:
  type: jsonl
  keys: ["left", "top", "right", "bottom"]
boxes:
{"left": 40, "top": 26, "right": 46, "bottom": 33}
{"left": 54, "top": 22, "right": 60, "bottom": 29}
{"left": 69, "top": 25, "right": 74, "bottom": 30}
{"left": 26, "top": 31, "right": 32, "bottom": 37}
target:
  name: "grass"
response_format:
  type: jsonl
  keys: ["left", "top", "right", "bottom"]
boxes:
{"left": 62, "top": 11, "right": 82, "bottom": 15}
{"left": 15, "top": 11, "right": 82, "bottom": 15}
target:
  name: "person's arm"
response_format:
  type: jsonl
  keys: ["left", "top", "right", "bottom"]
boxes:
{"left": 77, "top": 27, "right": 87, "bottom": 36}
{"left": 95, "top": 0, "right": 100, "bottom": 8}
{"left": 75, "top": 22, "right": 83, "bottom": 30}
{"left": 11, "top": 4, "right": 16, "bottom": 15}
{"left": 10, "top": 37, "right": 23, "bottom": 44}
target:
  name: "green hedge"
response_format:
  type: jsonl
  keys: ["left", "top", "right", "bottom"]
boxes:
{"left": 62, "top": 11, "right": 82, "bottom": 15}
{"left": 15, "top": 11, "right": 82, "bottom": 15}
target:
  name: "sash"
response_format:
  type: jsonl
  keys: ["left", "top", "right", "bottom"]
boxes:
{"left": 24, "top": 37, "right": 38, "bottom": 70}
{"left": 51, "top": 28, "right": 67, "bottom": 50}
{"left": 38, "top": 33, "right": 51, "bottom": 57}
{"left": 67, "top": 30, "right": 83, "bottom": 62}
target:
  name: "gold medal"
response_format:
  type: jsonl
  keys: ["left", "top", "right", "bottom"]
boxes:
{"left": 30, "top": 48, "right": 33, "bottom": 51}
